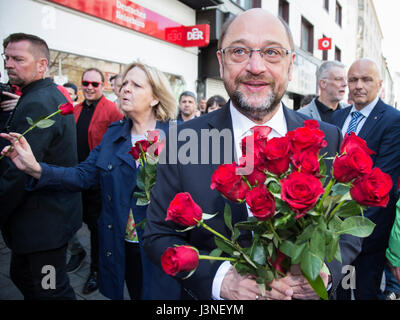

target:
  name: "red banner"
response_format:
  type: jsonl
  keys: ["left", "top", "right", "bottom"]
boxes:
{"left": 165, "top": 24, "right": 210, "bottom": 47}
{"left": 46, "top": 0, "right": 208, "bottom": 47}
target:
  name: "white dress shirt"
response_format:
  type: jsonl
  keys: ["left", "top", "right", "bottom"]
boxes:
{"left": 341, "top": 96, "right": 379, "bottom": 137}
{"left": 211, "top": 101, "right": 288, "bottom": 299}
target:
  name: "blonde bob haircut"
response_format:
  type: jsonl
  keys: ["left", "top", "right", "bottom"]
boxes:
{"left": 121, "top": 61, "right": 177, "bottom": 122}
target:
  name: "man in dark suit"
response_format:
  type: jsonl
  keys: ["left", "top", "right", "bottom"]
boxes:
{"left": 0, "top": 33, "right": 81, "bottom": 299}
{"left": 143, "top": 9, "right": 362, "bottom": 300}
{"left": 331, "top": 58, "right": 400, "bottom": 300}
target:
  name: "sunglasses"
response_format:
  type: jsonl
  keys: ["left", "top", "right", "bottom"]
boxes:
{"left": 82, "top": 81, "right": 102, "bottom": 88}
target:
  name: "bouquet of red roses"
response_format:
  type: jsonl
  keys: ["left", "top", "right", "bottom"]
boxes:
{"left": 161, "top": 120, "right": 392, "bottom": 300}
{"left": 128, "top": 129, "right": 165, "bottom": 205}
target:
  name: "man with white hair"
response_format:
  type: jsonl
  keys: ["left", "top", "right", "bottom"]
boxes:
{"left": 298, "top": 60, "right": 347, "bottom": 123}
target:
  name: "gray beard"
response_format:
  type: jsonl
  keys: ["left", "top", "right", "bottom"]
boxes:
{"left": 231, "top": 90, "right": 279, "bottom": 122}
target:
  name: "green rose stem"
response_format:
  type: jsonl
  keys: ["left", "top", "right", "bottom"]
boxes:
{"left": 198, "top": 255, "right": 236, "bottom": 262}
{"left": 327, "top": 199, "right": 346, "bottom": 222}
{"left": 316, "top": 178, "right": 336, "bottom": 213}
{"left": 268, "top": 220, "right": 281, "bottom": 243}
{"left": 0, "top": 108, "right": 62, "bottom": 160}
{"left": 195, "top": 219, "right": 231, "bottom": 243}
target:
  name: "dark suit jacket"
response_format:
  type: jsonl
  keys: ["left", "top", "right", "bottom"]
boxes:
{"left": 331, "top": 99, "right": 400, "bottom": 253}
{"left": 0, "top": 78, "right": 82, "bottom": 254}
{"left": 143, "top": 103, "right": 362, "bottom": 299}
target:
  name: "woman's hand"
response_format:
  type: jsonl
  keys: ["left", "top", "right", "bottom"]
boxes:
{"left": 0, "top": 132, "right": 42, "bottom": 179}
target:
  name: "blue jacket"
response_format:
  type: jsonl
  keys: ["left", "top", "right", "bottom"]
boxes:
{"left": 27, "top": 118, "right": 181, "bottom": 300}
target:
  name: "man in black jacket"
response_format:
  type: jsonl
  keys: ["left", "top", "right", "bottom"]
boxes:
{"left": 143, "top": 9, "right": 361, "bottom": 300}
{"left": 0, "top": 33, "right": 81, "bottom": 299}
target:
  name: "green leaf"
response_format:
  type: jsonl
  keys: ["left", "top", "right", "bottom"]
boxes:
{"left": 232, "top": 227, "right": 241, "bottom": 242}
{"left": 300, "top": 244, "right": 324, "bottom": 281}
{"left": 223, "top": 203, "right": 233, "bottom": 232}
{"left": 251, "top": 243, "right": 266, "bottom": 265}
{"left": 136, "top": 197, "right": 150, "bottom": 206}
{"left": 331, "top": 183, "right": 350, "bottom": 196}
{"left": 336, "top": 200, "right": 363, "bottom": 218}
{"left": 202, "top": 212, "right": 218, "bottom": 220}
{"left": 292, "top": 242, "right": 307, "bottom": 264}
{"left": 36, "top": 119, "right": 55, "bottom": 129}
{"left": 310, "top": 229, "right": 325, "bottom": 262}
{"left": 302, "top": 272, "right": 328, "bottom": 300}
{"left": 296, "top": 224, "right": 316, "bottom": 242}
{"left": 208, "top": 248, "right": 222, "bottom": 263}
{"left": 279, "top": 240, "right": 294, "bottom": 258}
{"left": 328, "top": 215, "right": 343, "bottom": 232}
{"left": 26, "top": 117, "right": 34, "bottom": 125}
{"left": 175, "top": 225, "right": 196, "bottom": 233}
{"left": 133, "top": 191, "right": 147, "bottom": 199}
{"left": 214, "top": 236, "right": 236, "bottom": 255}
{"left": 325, "top": 232, "right": 340, "bottom": 262}
{"left": 338, "top": 216, "right": 376, "bottom": 237}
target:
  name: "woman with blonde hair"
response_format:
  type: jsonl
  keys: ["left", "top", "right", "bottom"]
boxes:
{"left": 0, "top": 61, "right": 181, "bottom": 300}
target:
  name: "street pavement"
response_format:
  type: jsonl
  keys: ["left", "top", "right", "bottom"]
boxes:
{"left": 0, "top": 224, "right": 129, "bottom": 300}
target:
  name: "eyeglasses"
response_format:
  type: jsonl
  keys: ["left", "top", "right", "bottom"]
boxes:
{"left": 82, "top": 81, "right": 102, "bottom": 88}
{"left": 219, "top": 46, "right": 292, "bottom": 65}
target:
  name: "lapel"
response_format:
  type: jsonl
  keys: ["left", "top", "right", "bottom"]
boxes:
{"left": 310, "top": 101, "right": 322, "bottom": 121}
{"left": 335, "top": 107, "right": 352, "bottom": 129}
{"left": 282, "top": 104, "right": 308, "bottom": 131}
{"left": 357, "top": 99, "right": 385, "bottom": 140}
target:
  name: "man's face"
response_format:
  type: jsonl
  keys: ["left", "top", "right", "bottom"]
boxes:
{"left": 320, "top": 67, "right": 347, "bottom": 103}
{"left": 179, "top": 95, "right": 197, "bottom": 117}
{"left": 217, "top": 10, "right": 295, "bottom": 122}
{"left": 81, "top": 70, "right": 104, "bottom": 102}
{"left": 4, "top": 40, "right": 46, "bottom": 88}
{"left": 347, "top": 60, "right": 382, "bottom": 109}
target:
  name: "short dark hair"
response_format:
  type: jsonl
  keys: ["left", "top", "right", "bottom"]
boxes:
{"left": 109, "top": 74, "right": 121, "bottom": 82}
{"left": 206, "top": 95, "right": 227, "bottom": 113}
{"left": 179, "top": 91, "right": 197, "bottom": 102}
{"left": 82, "top": 68, "right": 105, "bottom": 82}
{"left": 3, "top": 33, "right": 50, "bottom": 62}
{"left": 63, "top": 82, "right": 78, "bottom": 94}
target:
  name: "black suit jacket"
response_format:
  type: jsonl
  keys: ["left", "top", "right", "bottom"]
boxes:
{"left": 143, "top": 103, "right": 361, "bottom": 299}
{"left": 0, "top": 78, "right": 82, "bottom": 254}
{"left": 331, "top": 99, "right": 400, "bottom": 253}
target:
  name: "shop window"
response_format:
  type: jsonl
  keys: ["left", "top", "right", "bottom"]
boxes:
{"left": 279, "top": 0, "right": 290, "bottom": 24}
{"left": 335, "top": 1, "right": 342, "bottom": 27}
{"left": 301, "top": 17, "right": 314, "bottom": 54}
{"left": 324, "top": 0, "right": 329, "bottom": 12}
{"left": 335, "top": 46, "right": 341, "bottom": 61}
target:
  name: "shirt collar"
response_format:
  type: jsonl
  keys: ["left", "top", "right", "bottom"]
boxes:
{"left": 230, "top": 101, "right": 287, "bottom": 142}
{"left": 350, "top": 96, "right": 379, "bottom": 118}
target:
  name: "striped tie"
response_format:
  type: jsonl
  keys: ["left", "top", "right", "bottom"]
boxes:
{"left": 346, "top": 111, "right": 364, "bottom": 135}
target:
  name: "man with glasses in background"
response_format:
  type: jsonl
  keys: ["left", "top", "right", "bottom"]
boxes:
{"left": 143, "top": 9, "right": 361, "bottom": 300}
{"left": 67, "top": 68, "right": 122, "bottom": 295}
{"left": 298, "top": 60, "right": 348, "bottom": 124}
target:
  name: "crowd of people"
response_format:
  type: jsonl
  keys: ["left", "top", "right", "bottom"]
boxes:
{"left": 0, "top": 7, "right": 399, "bottom": 301}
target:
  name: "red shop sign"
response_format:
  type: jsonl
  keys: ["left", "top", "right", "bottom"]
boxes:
{"left": 46, "top": 0, "right": 209, "bottom": 47}
{"left": 165, "top": 24, "right": 210, "bottom": 47}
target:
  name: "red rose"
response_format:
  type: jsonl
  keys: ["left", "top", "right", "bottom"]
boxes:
{"left": 147, "top": 139, "right": 165, "bottom": 157}
{"left": 147, "top": 129, "right": 160, "bottom": 144}
{"left": 245, "top": 184, "right": 276, "bottom": 220}
{"left": 166, "top": 192, "right": 203, "bottom": 226}
{"left": 268, "top": 250, "right": 287, "bottom": 274}
{"left": 292, "top": 150, "right": 320, "bottom": 176}
{"left": 350, "top": 167, "right": 392, "bottom": 207}
{"left": 264, "top": 136, "right": 291, "bottom": 175}
{"left": 58, "top": 102, "right": 74, "bottom": 115}
{"left": 211, "top": 163, "right": 250, "bottom": 203}
{"left": 161, "top": 246, "right": 199, "bottom": 276}
{"left": 340, "top": 132, "right": 375, "bottom": 156}
{"left": 287, "top": 122, "right": 327, "bottom": 155}
{"left": 333, "top": 147, "right": 373, "bottom": 182}
{"left": 128, "top": 140, "right": 150, "bottom": 160}
{"left": 243, "top": 166, "right": 267, "bottom": 186}
{"left": 281, "top": 171, "right": 324, "bottom": 218}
